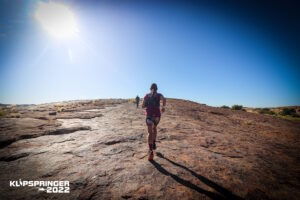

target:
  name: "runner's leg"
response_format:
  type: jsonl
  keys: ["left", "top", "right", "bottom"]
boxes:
{"left": 146, "top": 118, "right": 154, "bottom": 150}
{"left": 146, "top": 118, "right": 154, "bottom": 160}
{"left": 152, "top": 117, "right": 160, "bottom": 148}
{"left": 148, "top": 125, "right": 153, "bottom": 146}
{"left": 153, "top": 125, "right": 157, "bottom": 144}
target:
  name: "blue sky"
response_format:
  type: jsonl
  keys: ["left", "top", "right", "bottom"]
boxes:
{"left": 0, "top": 0, "right": 299, "bottom": 107}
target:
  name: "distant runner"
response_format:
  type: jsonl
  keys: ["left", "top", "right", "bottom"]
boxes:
{"left": 142, "top": 83, "right": 166, "bottom": 161}
{"left": 136, "top": 95, "right": 140, "bottom": 108}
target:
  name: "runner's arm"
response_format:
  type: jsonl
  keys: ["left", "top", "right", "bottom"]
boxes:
{"left": 142, "top": 96, "right": 147, "bottom": 108}
{"left": 160, "top": 94, "right": 166, "bottom": 106}
{"left": 160, "top": 94, "right": 166, "bottom": 112}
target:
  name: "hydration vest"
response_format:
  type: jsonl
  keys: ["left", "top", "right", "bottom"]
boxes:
{"left": 145, "top": 93, "right": 160, "bottom": 108}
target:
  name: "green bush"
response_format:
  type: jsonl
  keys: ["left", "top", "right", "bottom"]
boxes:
{"left": 280, "top": 108, "right": 298, "bottom": 117}
{"left": 221, "top": 105, "right": 230, "bottom": 109}
{"left": 0, "top": 109, "right": 5, "bottom": 117}
{"left": 231, "top": 105, "right": 243, "bottom": 110}
{"left": 258, "top": 108, "right": 275, "bottom": 115}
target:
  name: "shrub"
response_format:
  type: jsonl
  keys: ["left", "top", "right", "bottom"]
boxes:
{"left": 258, "top": 108, "right": 275, "bottom": 115}
{"left": 221, "top": 105, "right": 230, "bottom": 109}
{"left": 56, "top": 106, "right": 65, "bottom": 113}
{"left": 128, "top": 99, "right": 135, "bottom": 103}
{"left": 280, "top": 108, "right": 297, "bottom": 117}
{"left": 0, "top": 108, "right": 5, "bottom": 117}
{"left": 231, "top": 105, "right": 243, "bottom": 110}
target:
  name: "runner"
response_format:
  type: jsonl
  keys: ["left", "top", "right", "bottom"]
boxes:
{"left": 135, "top": 95, "right": 140, "bottom": 108}
{"left": 142, "top": 83, "right": 166, "bottom": 161}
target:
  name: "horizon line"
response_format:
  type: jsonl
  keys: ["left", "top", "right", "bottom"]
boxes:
{"left": 1, "top": 97, "right": 299, "bottom": 109}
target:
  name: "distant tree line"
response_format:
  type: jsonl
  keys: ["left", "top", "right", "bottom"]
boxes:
{"left": 220, "top": 104, "right": 300, "bottom": 119}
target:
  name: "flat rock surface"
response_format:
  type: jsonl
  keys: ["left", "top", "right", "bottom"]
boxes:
{"left": 0, "top": 99, "right": 299, "bottom": 199}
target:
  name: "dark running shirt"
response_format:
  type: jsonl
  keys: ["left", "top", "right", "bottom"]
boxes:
{"left": 144, "top": 92, "right": 162, "bottom": 117}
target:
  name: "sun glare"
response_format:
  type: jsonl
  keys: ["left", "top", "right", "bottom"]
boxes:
{"left": 35, "top": 2, "right": 79, "bottom": 39}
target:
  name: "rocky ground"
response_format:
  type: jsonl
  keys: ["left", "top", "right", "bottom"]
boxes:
{"left": 0, "top": 99, "right": 299, "bottom": 200}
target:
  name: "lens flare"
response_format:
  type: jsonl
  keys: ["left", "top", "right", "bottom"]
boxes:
{"left": 35, "top": 2, "right": 78, "bottom": 39}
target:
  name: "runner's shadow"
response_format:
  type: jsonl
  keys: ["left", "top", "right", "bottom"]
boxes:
{"left": 151, "top": 152, "right": 243, "bottom": 200}
{"left": 150, "top": 159, "right": 224, "bottom": 199}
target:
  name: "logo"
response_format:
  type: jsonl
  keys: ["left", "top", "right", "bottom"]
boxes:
{"left": 9, "top": 179, "right": 70, "bottom": 193}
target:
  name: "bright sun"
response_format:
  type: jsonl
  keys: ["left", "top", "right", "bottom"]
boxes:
{"left": 35, "top": 2, "right": 79, "bottom": 39}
